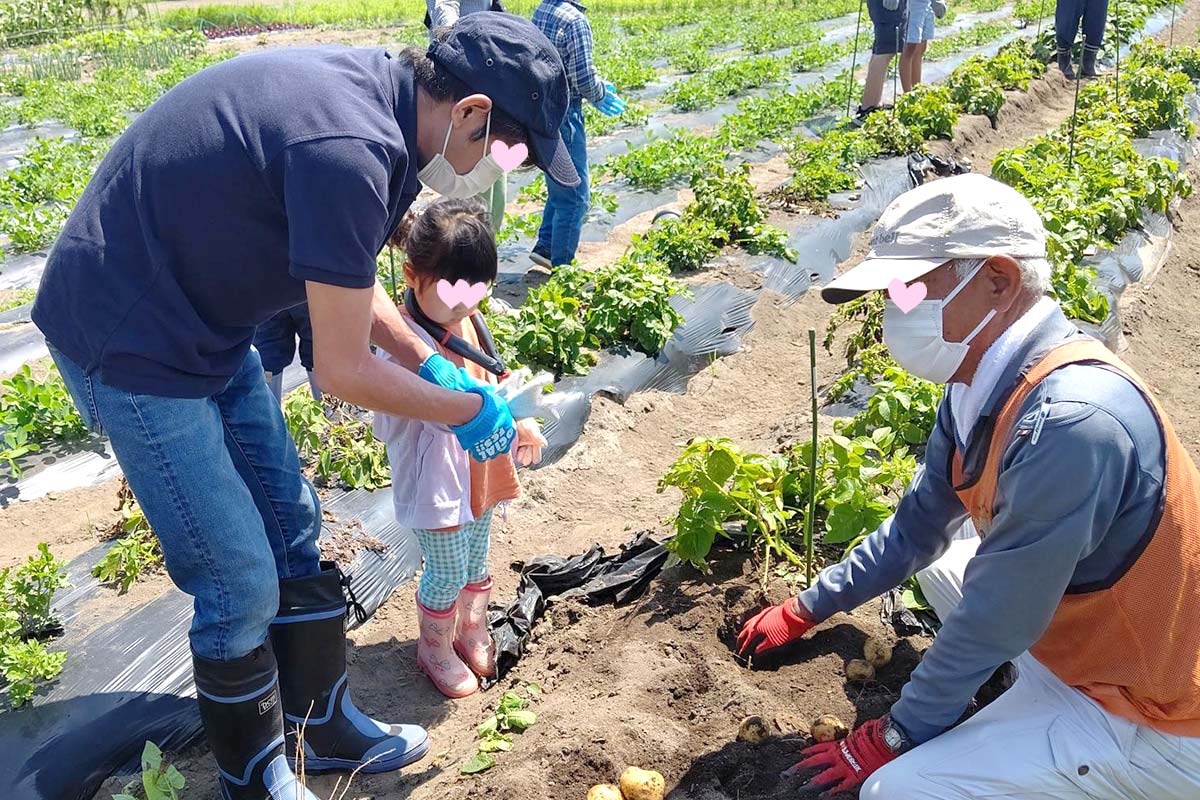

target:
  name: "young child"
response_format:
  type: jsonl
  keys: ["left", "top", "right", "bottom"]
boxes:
{"left": 373, "top": 199, "right": 545, "bottom": 698}
{"left": 530, "top": 0, "right": 626, "bottom": 269}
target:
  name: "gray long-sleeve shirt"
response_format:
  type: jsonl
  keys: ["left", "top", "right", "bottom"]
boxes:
{"left": 799, "top": 308, "right": 1166, "bottom": 743}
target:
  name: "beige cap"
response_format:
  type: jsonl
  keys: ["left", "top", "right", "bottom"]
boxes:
{"left": 821, "top": 173, "right": 1048, "bottom": 304}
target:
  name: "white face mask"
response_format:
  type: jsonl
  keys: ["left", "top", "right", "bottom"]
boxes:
{"left": 882, "top": 259, "right": 997, "bottom": 384}
{"left": 417, "top": 111, "right": 505, "bottom": 199}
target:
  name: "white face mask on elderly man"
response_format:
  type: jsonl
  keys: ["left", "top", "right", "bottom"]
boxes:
{"left": 882, "top": 259, "right": 998, "bottom": 384}
{"left": 417, "top": 111, "right": 505, "bottom": 199}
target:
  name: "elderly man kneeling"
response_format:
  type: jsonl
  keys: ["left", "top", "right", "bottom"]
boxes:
{"left": 737, "top": 173, "right": 1200, "bottom": 799}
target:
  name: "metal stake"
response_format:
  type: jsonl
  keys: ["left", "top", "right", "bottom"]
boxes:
{"left": 848, "top": 0, "right": 866, "bottom": 118}
{"left": 1067, "top": 34, "right": 1085, "bottom": 170}
{"left": 805, "top": 328, "right": 818, "bottom": 587}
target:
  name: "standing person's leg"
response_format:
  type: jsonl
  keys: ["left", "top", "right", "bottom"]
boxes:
{"left": 861, "top": 0, "right": 904, "bottom": 110}
{"left": 253, "top": 309, "right": 299, "bottom": 405}
{"left": 413, "top": 526, "right": 479, "bottom": 697}
{"left": 548, "top": 100, "right": 590, "bottom": 267}
{"left": 455, "top": 508, "right": 497, "bottom": 678}
{"left": 1080, "top": 0, "right": 1110, "bottom": 76}
{"left": 1056, "top": 0, "right": 1083, "bottom": 76}
{"left": 211, "top": 349, "right": 428, "bottom": 773}
{"left": 48, "top": 345, "right": 317, "bottom": 800}
{"left": 900, "top": 0, "right": 927, "bottom": 92}
{"left": 483, "top": 174, "right": 506, "bottom": 234}
{"left": 532, "top": 181, "right": 557, "bottom": 268}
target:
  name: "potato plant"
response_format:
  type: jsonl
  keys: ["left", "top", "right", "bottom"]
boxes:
{"left": 92, "top": 480, "right": 162, "bottom": 595}
{"left": 1, "top": 543, "right": 69, "bottom": 707}
{"left": 586, "top": 259, "right": 687, "bottom": 355}
{"left": 658, "top": 437, "right": 797, "bottom": 572}
{"left": 112, "top": 741, "right": 186, "bottom": 800}
{"left": 895, "top": 85, "right": 959, "bottom": 141}
{"left": 462, "top": 686, "right": 539, "bottom": 775}
{"left": 0, "top": 364, "right": 90, "bottom": 476}
{"left": 283, "top": 392, "right": 391, "bottom": 491}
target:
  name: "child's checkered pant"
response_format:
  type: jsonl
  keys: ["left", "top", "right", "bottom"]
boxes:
{"left": 414, "top": 507, "right": 494, "bottom": 611}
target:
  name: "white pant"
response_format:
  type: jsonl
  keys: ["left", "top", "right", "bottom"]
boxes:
{"left": 862, "top": 534, "right": 1200, "bottom": 799}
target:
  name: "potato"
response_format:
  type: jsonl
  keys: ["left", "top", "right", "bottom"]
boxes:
{"left": 810, "top": 714, "right": 849, "bottom": 743}
{"left": 864, "top": 636, "right": 893, "bottom": 668}
{"left": 737, "top": 715, "right": 770, "bottom": 744}
{"left": 587, "top": 785, "right": 623, "bottom": 800}
{"left": 619, "top": 766, "right": 666, "bottom": 800}
{"left": 846, "top": 658, "right": 876, "bottom": 682}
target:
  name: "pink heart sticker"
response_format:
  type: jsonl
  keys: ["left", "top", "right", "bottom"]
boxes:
{"left": 887, "top": 278, "right": 927, "bottom": 313}
{"left": 490, "top": 140, "right": 528, "bottom": 172}
{"left": 436, "top": 279, "right": 489, "bottom": 310}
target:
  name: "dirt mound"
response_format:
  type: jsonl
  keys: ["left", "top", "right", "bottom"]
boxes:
{"left": 439, "top": 556, "right": 928, "bottom": 800}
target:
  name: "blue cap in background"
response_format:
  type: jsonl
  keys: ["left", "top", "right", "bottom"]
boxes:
{"left": 428, "top": 13, "right": 580, "bottom": 187}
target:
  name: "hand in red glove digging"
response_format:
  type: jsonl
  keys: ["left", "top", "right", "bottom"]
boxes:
{"left": 736, "top": 597, "right": 815, "bottom": 657}
{"left": 790, "top": 715, "right": 907, "bottom": 796}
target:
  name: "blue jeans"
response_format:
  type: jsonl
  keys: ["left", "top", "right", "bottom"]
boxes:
{"left": 534, "top": 99, "right": 590, "bottom": 267}
{"left": 1056, "top": 0, "right": 1110, "bottom": 48}
{"left": 50, "top": 345, "right": 322, "bottom": 662}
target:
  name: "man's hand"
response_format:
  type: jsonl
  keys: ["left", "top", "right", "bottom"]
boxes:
{"left": 788, "top": 716, "right": 899, "bottom": 796}
{"left": 451, "top": 385, "right": 516, "bottom": 461}
{"left": 593, "top": 82, "right": 627, "bottom": 117}
{"left": 736, "top": 597, "right": 815, "bottom": 657}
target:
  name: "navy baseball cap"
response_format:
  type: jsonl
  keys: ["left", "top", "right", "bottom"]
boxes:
{"left": 428, "top": 13, "right": 580, "bottom": 187}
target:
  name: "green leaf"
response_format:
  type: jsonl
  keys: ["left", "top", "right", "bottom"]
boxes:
{"left": 505, "top": 709, "right": 538, "bottom": 732}
{"left": 476, "top": 715, "right": 500, "bottom": 738}
{"left": 460, "top": 753, "right": 497, "bottom": 775}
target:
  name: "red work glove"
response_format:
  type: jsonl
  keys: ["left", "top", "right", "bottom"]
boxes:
{"left": 791, "top": 717, "right": 898, "bottom": 796}
{"left": 736, "top": 598, "right": 814, "bottom": 657}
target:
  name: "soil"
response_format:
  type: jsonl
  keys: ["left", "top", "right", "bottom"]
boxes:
{"left": 0, "top": 479, "right": 122, "bottom": 569}
{"left": 74, "top": 2, "right": 1200, "bottom": 797}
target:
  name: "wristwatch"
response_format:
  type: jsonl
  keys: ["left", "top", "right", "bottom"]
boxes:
{"left": 881, "top": 714, "right": 913, "bottom": 754}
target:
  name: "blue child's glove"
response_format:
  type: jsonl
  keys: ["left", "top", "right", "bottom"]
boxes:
{"left": 418, "top": 353, "right": 473, "bottom": 391}
{"left": 594, "top": 82, "right": 627, "bottom": 117}
{"left": 452, "top": 385, "right": 517, "bottom": 461}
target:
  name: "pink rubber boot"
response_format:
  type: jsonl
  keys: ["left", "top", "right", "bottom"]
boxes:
{"left": 416, "top": 598, "right": 478, "bottom": 699}
{"left": 455, "top": 578, "right": 497, "bottom": 679}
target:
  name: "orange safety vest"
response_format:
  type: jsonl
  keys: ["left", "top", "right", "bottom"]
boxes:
{"left": 952, "top": 338, "right": 1200, "bottom": 736}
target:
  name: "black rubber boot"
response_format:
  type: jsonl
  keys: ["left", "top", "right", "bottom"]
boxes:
{"left": 1081, "top": 45, "right": 1101, "bottom": 78}
{"left": 271, "top": 562, "right": 430, "bottom": 774}
{"left": 192, "top": 644, "right": 318, "bottom": 800}
{"left": 1057, "top": 47, "right": 1076, "bottom": 79}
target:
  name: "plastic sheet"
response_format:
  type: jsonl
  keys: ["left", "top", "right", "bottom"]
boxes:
{"left": 487, "top": 531, "right": 668, "bottom": 685}
{"left": 762, "top": 155, "right": 917, "bottom": 299}
{"left": 533, "top": 281, "right": 758, "bottom": 466}
{"left": 1080, "top": 125, "right": 1193, "bottom": 349}
{"left": 0, "top": 484, "right": 423, "bottom": 800}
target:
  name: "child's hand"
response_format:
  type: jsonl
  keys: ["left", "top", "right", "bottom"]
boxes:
{"left": 515, "top": 418, "right": 546, "bottom": 466}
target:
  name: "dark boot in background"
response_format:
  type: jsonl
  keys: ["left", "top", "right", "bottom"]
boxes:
{"left": 1057, "top": 47, "right": 1076, "bottom": 79}
{"left": 1081, "top": 45, "right": 1102, "bottom": 77}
